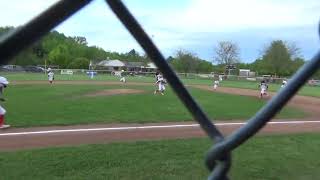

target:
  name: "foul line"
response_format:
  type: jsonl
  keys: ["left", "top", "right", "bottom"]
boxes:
{"left": 1, "top": 120, "right": 320, "bottom": 136}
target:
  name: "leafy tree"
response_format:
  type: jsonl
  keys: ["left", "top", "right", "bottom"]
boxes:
{"left": 262, "top": 40, "right": 292, "bottom": 76}
{"left": 170, "top": 50, "right": 214, "bottom": 73}
{"left": 72, "top": 36, "right": 88, "bottom": 45}
{"left": 166, "top": 56, "right": 175, "bottom": 63}
{"left": 123, "top": 49, "right": 141, "bottom": 61}
{"left": 0, "top": 26, "right": 154, "bottom": 67}
{"left": 286, "top": 41, "right": 301, "bottom": 59}
{"left": 195, "top": 59, "right": 213, "bottom": 73}
{"left": 173, "top": 50, "right": 197, "bottom": 73}
{"left": 290, "top": 57, "right": 305, "bottom": 74}
{"left": 68, "top": 57, "right": 89, "bottom": 69}
{"left": 48, "top": 44, "right": 71, "bottom": 68}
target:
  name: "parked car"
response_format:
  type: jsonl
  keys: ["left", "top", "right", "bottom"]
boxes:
{"left": 24, "top": 65, "right": 45, "bottom": 73}
{"left": 0, "top": 65, "right": 25, "bottom": 72}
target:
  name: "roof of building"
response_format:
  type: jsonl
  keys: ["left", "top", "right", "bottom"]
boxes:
{"left": 146, "top": 62, "right": 157, "bottom": 69}
{"left": 97, "top": 60, "right": 125, "bottom": 67}
{"left": 125, "top": 62, "right": 144, "bottom": 68}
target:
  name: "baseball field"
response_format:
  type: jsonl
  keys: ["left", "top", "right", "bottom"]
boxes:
{"left": 1, "top": 72, "right": 320, "bottom": 179}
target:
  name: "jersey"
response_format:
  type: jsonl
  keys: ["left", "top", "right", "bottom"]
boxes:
{"left": 282, "top": 80, "right": 287, "bottom": 85}
{"left": 259, "top": 82, "right": 268, "bottom": 90}
{"left": 48, "top": 72, "right": 54, "bottom": 81}
{"left": 281, "top": 80, "right": 287, "bottom": 88}
{"left": 259, "top": 83, "right": 268, "bottom": 95}
{"left": 156, "top": 74, "right": 166, "bottom": 83}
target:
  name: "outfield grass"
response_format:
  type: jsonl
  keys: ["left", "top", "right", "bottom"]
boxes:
{"left": 0, "top": 133, "right": 319, "bottom": 180}
{"left": 4, "top": 72, "right": 320, "bottom": 97}
{"left": 2, "top": 72, "right": 154, "bottom": 82}
{"left": 220, "top": 80, "right": 320, "bottom": 97}
{"left": 4, "top": 84, "right": 305, "bottom": 127}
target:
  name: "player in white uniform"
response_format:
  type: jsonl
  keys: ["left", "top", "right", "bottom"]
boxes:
{"left": 120, "top": 70, "right": 126, "bottom": 83}
{"left": 154, "top": 74, "right": 166, "bottom": 95}
{"left": 48, "top": 69, "right": 54, "bottom": 84}
{"left": 259, "top": 80, "right": 269, "bottom": 98}
{"left": 0, "top": 76, "right": 10, "bottom": 129}
{"left": 281, "top": 79, "right": 287, "bottom": 88}
{"left": 213, "top": 80, "right": 219, "bottom": 90}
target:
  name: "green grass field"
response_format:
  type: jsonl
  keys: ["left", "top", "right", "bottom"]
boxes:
{"left": 1, "top": 133, "right": 319, "bottom": 180}
{"left": 3, "top": 72, "right": 320, "bottom": 97}
{"left": 4, "top": 84, "right": 305, "bottom": 127}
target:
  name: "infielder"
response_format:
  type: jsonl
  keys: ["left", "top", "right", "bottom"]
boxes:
{"left": 154, "top": 73, "right": 166, "bottom": 95}
{"left": 47, "top": 68, "right": 55, "bottom": 84}
{"left": 259, "top": 80, "right": 269, "bottom": 98}
{"left": 213, "top": 79, "right": 219, "bottom": 90}
{"left": 120, "top": 70, "right": 126, "bottom": 83}
{"left": 281, "top": 79, "right": 287, "bottom": 88}
{"left": 0, "top": 76, "right": 10, "bottom": 129}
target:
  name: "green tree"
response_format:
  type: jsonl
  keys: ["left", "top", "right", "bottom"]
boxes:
{"left": 195, "top": 59, "right": 213, "bottom": 73}
{"left": 166, "top": 56, "right": 175, "bottom": 63}
{"left": 290, "top": 57, "right": 305, "bottom": 74}
{"left": 72, "top": 36, "right": 88, "bottom": 46}
{"left": 169, "top": 50, "right": 214, "bottom": 73}
{"left": 172, "top": 50, "right": 198, "bottom": 73}
{"left": 68, "top": 57, "right": 90, "bottom": 69}
{"left": 48, "top": 45, "right": 71, "bottom": 68}
{"left": 262, "top": 40, "right": 291, "bottom": 76}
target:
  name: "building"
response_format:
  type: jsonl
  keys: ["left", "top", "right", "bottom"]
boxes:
{"left": 239, "top": 69, "right": 255, "bottom": 77}
{"left": 96, "top": 59, "right": 157, "bottom": 72}
{"left": 96, "top": 60, "right": 126, "bottom": 71}
{"left": 239, "top": 69, "right": 250, "bottom": 77}
{"left": 125, "top": 62, "right": 144, "bottom": 72}
{"left": 142, "top": 62, "right": 157, "bottom": 72}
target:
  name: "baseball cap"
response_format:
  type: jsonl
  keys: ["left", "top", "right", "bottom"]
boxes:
{"left": 0, "top": 76, "right": 9, "bottom": 85}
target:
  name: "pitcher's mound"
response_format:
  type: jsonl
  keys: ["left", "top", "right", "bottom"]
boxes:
{"left": 85, "top": 89, "right": 145, "bottom": 97}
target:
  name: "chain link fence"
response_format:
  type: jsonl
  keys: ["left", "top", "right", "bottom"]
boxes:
{"left": 0, "top": 0, "right": 319, "bottom": 179}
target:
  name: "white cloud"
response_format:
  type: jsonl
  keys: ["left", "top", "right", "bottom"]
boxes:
{"left": 0, "top": 0, "right": 319, "bottom": 60}
{"left": 0, "top": 0, "right": 59, "bottom": 27}
{"left": 149, "top": 0, "right": 319, "bottom": 32}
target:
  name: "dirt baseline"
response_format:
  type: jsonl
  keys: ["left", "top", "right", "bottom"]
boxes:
{"left": 0, "top": 80, "right": 319, "bottom": 151}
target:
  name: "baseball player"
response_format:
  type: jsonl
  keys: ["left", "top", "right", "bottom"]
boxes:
{"left": 48, "top": 68, "right": 54, "bottom": 84}
{"left": 0, "top": 76, "right": 10, "bottom": 129}
{"left": 259, "top": 80, "right": 269, "bottom": 98}
{"left": 155, "top": 71, "right": 160, "bottom": 81}
{"left": 154, "top": 73, "right": 166, "bottom": 95}
{"left": 120, "top": 70, "right": 126, "bottom": 83}
{"left": 213, "top": 79, "right": 219, "bottom": 90}
{"left": 153, "top": 71, "right": 160, "bottom": 94}
{"left": 89, "top": 71, "right": 95, "bottom": 79}
{"left": 281, "top": 79, "right": 287, "bottom": 88}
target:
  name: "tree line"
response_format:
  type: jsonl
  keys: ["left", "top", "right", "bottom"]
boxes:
{"left": 170, "top": 40, "right": 319, "bottom": 78}
{"left": 1, "top": 26, "right": 318, "bottom": 78}
{"left": 0, "top": 26, "right": 149, "bottom": 69}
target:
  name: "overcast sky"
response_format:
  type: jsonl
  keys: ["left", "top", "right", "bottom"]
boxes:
{"left": 1, "top": 0, "right": 319, "bottom": 62}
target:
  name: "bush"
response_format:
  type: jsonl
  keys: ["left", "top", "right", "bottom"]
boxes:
{"left": 68, "top": 57, "right": 89, "bottom": 69}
